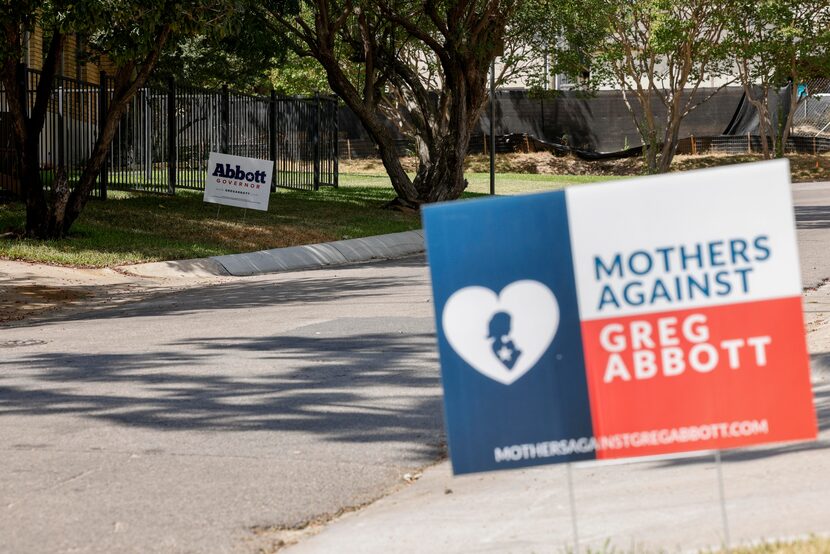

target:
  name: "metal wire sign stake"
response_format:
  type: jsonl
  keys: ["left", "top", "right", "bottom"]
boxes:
{"left": 566, "top": 463, "right": 580, "bottom": 554}
{"left": 715, "top": 450, "right": 732, "bottom": 550}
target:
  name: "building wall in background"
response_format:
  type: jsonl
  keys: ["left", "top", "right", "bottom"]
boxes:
{"left": 23, "top": 27, "right": 117, "bottom": 84}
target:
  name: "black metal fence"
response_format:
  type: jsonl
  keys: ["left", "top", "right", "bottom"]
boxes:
{"left": 0, "top": 67, "right": 339, "bottom": 199}
{"left": 0, "top": 68, "right": 105, "bottom": 198}
{"left": 675, "top": 134, "right": 830, "bottom": 156}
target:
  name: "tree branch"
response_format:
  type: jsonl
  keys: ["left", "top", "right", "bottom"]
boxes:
{"left": 30, "top": 31, "right": 65, "bottom": 135}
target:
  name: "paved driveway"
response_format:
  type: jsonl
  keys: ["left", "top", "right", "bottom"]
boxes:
{"left": 1, "top": 257, "right": 440, "bottom": 553}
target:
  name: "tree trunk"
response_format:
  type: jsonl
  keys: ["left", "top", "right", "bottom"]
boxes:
{"left": 61, "top": 92, "right": 131, "bottom": 234}
{"left": 394, "top": 102, "right": 476, "bottom": 206}
{"left": 267, "top": 0, "right": 507, "bottom": 209}
{"left": 657, "top": 124, "right": 681, "bottom": 174}
{"left": 758, "top": 105, "right": 772, "bottom": 159}
{"left": 413, "top": 74, "right": 480, "bottom": 203}
{"left": 351, "top": 100, "right": 421, "bottom": 209}
{"left": 640, "top": 127, "right": 659, "bottom": 174}
{"left": 50, "top": 27, "right": 171, "bottom": 237}
{"left": 22, "top": 134, "right": 49, "bottom": 237}
{"left": 738, "top": 84, "right": 775, "bottom": 159}
{"left": 657, "top": 97, "right": 685, "bottom": 174}
{"left": 318, "top": 59, "right": 421, "bottom": 209}
{"left": 413, "top": 132, "right": 469, "bottom": 203}
{"left": 1, "top": 32, "right": 66, "bottom": 238}
{"left": 626, "top": 90, "right": 660, "bottom": 174}
{"left": 20, "top": 124, "right": 71, "bottom": 238}
{"left": 777, "top": 82, "right": 799, "bottom": 158}
{"left": 321, "top": 59, "right": 484, "bottom": 209}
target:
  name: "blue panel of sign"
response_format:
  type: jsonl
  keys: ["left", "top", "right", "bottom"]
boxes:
{"left": 423, "top": 192, "right": 594, "bottom": 474}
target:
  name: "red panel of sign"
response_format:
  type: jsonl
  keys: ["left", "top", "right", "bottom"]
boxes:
{"left": 581, "top": 297, "right": 816, "bottom": 458}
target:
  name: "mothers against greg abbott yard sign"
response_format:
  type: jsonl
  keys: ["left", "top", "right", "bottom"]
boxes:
{"left": 423, "top": 160, "right": 817, "bottom": 475}
{"left": 204, "top": 152, "right": 274, "bottom": 211}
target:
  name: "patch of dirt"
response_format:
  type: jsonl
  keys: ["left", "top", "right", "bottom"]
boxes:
{"left": 0, "top": 283, "right": 93, "bottom": 323}
{"left": 244, "top": 500, "right": 381, "bottom": 554}
{"left": 340, "top": 152, "right": 830, "bottom": 182}
{"left": 0, "top": 260, "right": 231, "bottom": 325}
{"left": 242, "top": 478, "right": 419, "bottom": 554}
{"left": 463, "top": 152, "right": 644, "bottom": 176}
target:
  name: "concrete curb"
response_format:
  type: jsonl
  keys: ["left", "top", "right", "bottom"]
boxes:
{"left": 122, "top": 230, "right": 425, "bottom": 279}
{"left": 120, "top": 258, "right": 230, "bottom": 279}
{"left": 213, "top": 229, "right": 424, "bottom": 276}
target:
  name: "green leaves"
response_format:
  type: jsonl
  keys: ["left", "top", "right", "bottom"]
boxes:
{"left": 726, "top": 0, "right": 830, "bottom": 88}
{"left": 156, "top": 3, "right": 286, "bottom": 91}
{"left": 2, "top": 0, "right": 239, "bottom": 70}
{"left": 537, "top": 0, "right": 736, "bottom": 172}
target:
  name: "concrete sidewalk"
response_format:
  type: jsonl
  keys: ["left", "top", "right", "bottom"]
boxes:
{"left": 288, "top": 444, "right": 830, "bottom": 554}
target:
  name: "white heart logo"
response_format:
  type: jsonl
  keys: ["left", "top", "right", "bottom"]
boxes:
{"left": 441, "top": 280, "right": 559, "bottom": 385}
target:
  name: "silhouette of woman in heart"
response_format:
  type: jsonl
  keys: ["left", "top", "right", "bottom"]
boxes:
{"left": 487, "top": 311, "right": 522, "bottom": 370}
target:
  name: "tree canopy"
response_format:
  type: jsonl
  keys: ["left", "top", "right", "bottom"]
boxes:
{"left": 1, "top": 0, "right": 237, "bottom": 238}
{"left": 157, "top": 7, "right": 288, "bottom": 93}
{"left": 6, "top": 0, "right": 830, "bottom": 238}
{"left": 727, "top": 0, "right": 830, "bottom": 158}
{"left": 262, "top": 0, "right": 521, "bottom": 208}
{"left": 546, "top": 0, "right": 734, "bottom": 173}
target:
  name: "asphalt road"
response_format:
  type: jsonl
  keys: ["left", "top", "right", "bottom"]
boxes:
{"left": 792, "top": 181, "right": 830, "bottom": 288}
{"left": 0, "top": 257, "right": 442, "bottom": 553}
{"left": 1, "top": 181, "right": 830, "bottom": 553}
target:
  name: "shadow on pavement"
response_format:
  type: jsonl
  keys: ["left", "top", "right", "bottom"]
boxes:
{"left": 795, "top": 205, "right": 830, "bottom": 230}
{"left": 0, "top": 324, "right": 443, "bottom": 463}
{"left": 13, "top": 256, "right": 428, "bottom": 327}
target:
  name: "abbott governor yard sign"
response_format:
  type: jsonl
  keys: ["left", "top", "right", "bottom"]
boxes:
{"left": 423, "top": 160, "right": 817, "bottom": 475}
{"left": 204, "top": 152, "right": 274, "bottom": 211}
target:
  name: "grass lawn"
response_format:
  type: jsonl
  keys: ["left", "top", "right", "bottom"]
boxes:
{"left": 708, "top": 537, "right": 830, "bottom": 554}
{"left": 1, "top": 171, "right": 610, "bottom": 267}
{"left": 0, "top": 186, "right": 417, "bottom": 267}
{"left": 466, "top": 172, "right": 625, "bottom": 194}
{"left": 339, "top": 171, "right": 624, "bottom": 195}
{"left": 579, "top": 536, "right": 830, "bottom": 553}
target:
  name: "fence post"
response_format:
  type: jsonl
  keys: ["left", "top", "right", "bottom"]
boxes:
{"left": 143, "top": 89, "right": 152, "bottom": 181}
{"left": 313, "top": 93, "right": 321, "bottom": 191}
{"left": 333, "top": 99, "right": 339, "bottom": 188}
{"left": 167, "top": 76, "right": 177, "bottom": 195}
{"left": 15, "top": 63, "right": 27, "bottom": 117}
{"left": 98, "top": 71, "right": 108, "bottom": 200}
{"left": 269, "top": 90, "right": 277, "bottom": 191}
{"left": 57, "top": 82, "right": 65, "bottom": 170}
{"left": 13, "top": 63, "right": 26, "bottom": 198}
{"left": 220, "top": 84, "right": 229, "bottom": 154}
